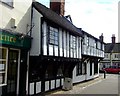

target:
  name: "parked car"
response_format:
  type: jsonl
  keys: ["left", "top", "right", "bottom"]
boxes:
{"left": 103, "top": 66, "right": 120, "bottom": 74}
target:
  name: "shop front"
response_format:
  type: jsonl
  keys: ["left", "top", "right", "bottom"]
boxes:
{"left": 0, "top": 29, "right": 32, "bottom": 96}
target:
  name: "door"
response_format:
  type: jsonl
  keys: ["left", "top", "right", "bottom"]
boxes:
{"left": 7, "top": 49, "right": 19, "bottom": 95}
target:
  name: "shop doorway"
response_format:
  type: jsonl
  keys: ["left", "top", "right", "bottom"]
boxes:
{"left": 7, "top": 49, "right": 19, "bottom": 95}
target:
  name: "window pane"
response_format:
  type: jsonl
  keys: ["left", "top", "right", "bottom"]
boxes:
{"left": 0, "top": 73, "right": 5, "bottom": 84}
{"left": 55, "top": 40, "right": 58, "bottom": 45}
{"left": 0, "top": 48, "right": 7, "bottom": 59}
{"left": 0, "top": 47, "right": 7, "bottom": 85}
{"left": 50, "top": 35, "right": 54, "bottom": 40}
{"left": 49, "top": 26, "right": 58, "bottom": 46}
{"left": 0, "top": 61, "right": 6, "bottom": 71}
{"left": 50, "top": 39, "right": 54, "bottom": 44}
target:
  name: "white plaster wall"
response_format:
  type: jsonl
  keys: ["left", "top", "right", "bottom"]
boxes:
{"left": 30, "top": 8, "right": 42, "bottom": 56}
{"left": 36, "top": 81, "right": 41, "bottom": 94}
{"left": 66, "top": 31, "right": 69, "bottom": 57}
{"left": 29, "top": 83, "right": 34, "bottom": 95}
{"left": 0, "top": 0, "right": 32, "bottom": 34}
{"left": 63, "top": 31, "right": 67, "bottom": 57}
{"left": 72, "top": 66, "right": 86, "bottom": 83}
{"left": 56, "top": 79, "right": 60, "bottom": 88}
{"left": 79, "top": 37, "right": 82, "bottom": 59}
{"left": 51, "top": 80, "right": 55, "bottom": 89}
{"left": 45, "top": 81, "right": 49, "bottom": 91}
{"left": 43, "top": 22, "right": 47, "bottom": 55}
{"left": 86, "top": 61, "right": 94, "bottom": 80}
{"left": 59, "top": 28, "right": 63, "bottom": 57}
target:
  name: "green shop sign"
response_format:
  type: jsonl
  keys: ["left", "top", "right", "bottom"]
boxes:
{"left": 0, "top": 31, "right": 32, "bottom": 49}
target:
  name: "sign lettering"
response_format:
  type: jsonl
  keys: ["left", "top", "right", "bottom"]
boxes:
{"left": 0, "top": 34, "right": 16, "bottom": 43}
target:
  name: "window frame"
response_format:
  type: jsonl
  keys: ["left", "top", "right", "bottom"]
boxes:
{"left": 76, "top": 62, "right": 82, "bottom": 76}
{"left": 86, "top": 36, "right": 89, "bottom": 47}
{"left": 70, "top": 35, "right": 77, "bottom": 57}
{"left": 49, "top": 26, "right": 59, "bottom": 46}
{"left": 82, "top": 62, "right": 86, "bottom": 75}
{"left": 0, "top": 47, "right": 8, "bottom": 86}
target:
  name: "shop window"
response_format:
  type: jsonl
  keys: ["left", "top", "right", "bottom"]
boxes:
{"left": 1, "top": 0, "right": 13, "bottom": 7}
{"left": 57, "top": 66, "right": 63, "bottom": 77}
{"left": 82, "top": 62, "right": 86, "bottom": 75}
{"left": 0, "top": 47, "right": 7, "bottom": 85}
{"left": 45, "top": 63, "right": 56, "bottom": 79}
{"left": 76, "top": 62, "right": 82, "bottom": 76}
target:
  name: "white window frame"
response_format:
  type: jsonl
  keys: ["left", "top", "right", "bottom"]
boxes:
{"left": 49, "top": 26, "right": 59, "bottom": 46}
{"left": 0, "top": 47, "right": 8, "bottom": 86}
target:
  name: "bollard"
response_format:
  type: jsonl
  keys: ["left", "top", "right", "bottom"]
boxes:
{"left": 104, "top": 70, "right": 106, "bottom": 79}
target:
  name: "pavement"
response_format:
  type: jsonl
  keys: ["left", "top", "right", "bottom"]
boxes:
{"left": 45, "top": 73, "right": 119, "bottom": 96}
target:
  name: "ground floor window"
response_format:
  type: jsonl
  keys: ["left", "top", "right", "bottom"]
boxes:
{"left": 0, "top": 47, "right": 7, "bottom": 85}
{"left": 76, "top": 62, "right": 82, "bottom": 76}
{"left": 94, "top": 59, "right": 98, "bottom": 74}
{"left": 82, "top": 62, "right": 86, "bottom": 75}
{"left": 90, "top": 61, "right": 92, "bottom": 76}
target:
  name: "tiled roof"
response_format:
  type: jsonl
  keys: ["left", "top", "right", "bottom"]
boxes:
{"left": 32, "top": 2, "right": 83, "bottom": 36}
{"left": 80, "top": 29, "right": 105, "bottom": 43}
{"left": 105, "top": 43, "right": 120, "bottom": 53}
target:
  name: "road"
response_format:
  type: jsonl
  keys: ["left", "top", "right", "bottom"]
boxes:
{"left": 48, "top": 74, "right": 119, "bottom": 95}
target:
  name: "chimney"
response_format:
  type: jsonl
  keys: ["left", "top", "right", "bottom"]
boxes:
{"left": 50, "top": 0, "right": 65, "bottom": 16}
{"left": 99, "top": 33, "right": 104, "bottom": 42}
{"left": 111, "top": 34, "right": 116, "bottom": 43}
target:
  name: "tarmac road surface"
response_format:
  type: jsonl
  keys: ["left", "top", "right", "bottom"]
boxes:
{"left": 47, "top": 74, "right": 119, "bottom": 95}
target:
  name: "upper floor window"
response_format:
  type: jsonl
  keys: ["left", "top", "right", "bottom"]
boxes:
{"left": 70, "top": 35, "right": 76, "bottom": 51}
{"left": 97, "top": 42, "right": 101, "bottom": 49}
{"left": 49, "top": 26, "right": 59, "bottom": 46}
{"left": 114, "top": 54, "right": 120, "bottom": 58}
{"left": 94, "top": 41, "right": 97, "bottom": 48}
{"left": 1, "top": 0, "right": 13, "bottom": 7}
{"left": 86, "top": 36, "right": 89, "bottom": 46}
{"left": 105, "top": 53, "right": 108, "bottom": 58}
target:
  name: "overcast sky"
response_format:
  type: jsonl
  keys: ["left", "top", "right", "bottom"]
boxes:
{"left": 38, "top": 0, "right": 119, "bottom": 43}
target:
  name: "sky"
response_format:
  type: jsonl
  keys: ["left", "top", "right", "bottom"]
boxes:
{"left": 37, "top": 0, "right": 119, "bottom": 43}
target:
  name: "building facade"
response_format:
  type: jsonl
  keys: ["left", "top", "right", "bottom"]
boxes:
{"left": 0, "top": 0, "right": 105, "bottom": 96}
{"left": 0, "top": 0, "right": 32, "bottom": 95}
{"left": 29, "top": 2, "right": 83, "bottom": 95}
{"left": 100, "top": 35, "right": 120, "bottom": 69}
{"left": 28, "top": 1, "right": 105, "bottom": 95}
{"left": 73, "top": 31, "right": 105, "bottom": 83}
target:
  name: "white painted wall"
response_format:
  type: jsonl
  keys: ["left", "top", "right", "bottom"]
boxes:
{"left": 73, "top": 60, "right": 99, "bottom": 84}
{"left": 85, "top": 61, "right": 94, "bottom": 80}
{"left": 0, "top": 0, "right": 32, "bottom": 34}
{"left": 30, "top": 8, "right": 42, "bottom": 56}
{"left": 42, "top": 22, "right": 47, "bottom": 55}
{"left": 72, "top": 66, "right": 86, "bottom": 83}
{"left": 59, "top": 28, "right": 63, "bottom": 57}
